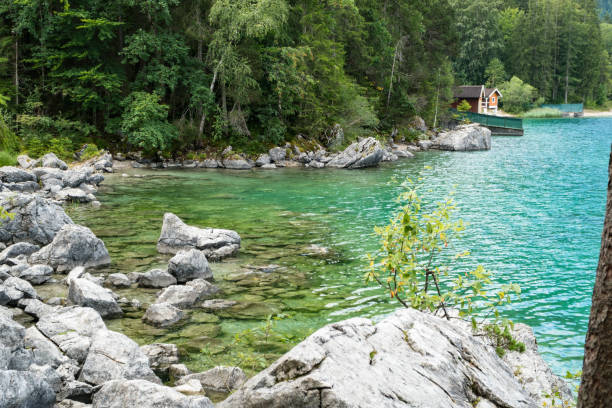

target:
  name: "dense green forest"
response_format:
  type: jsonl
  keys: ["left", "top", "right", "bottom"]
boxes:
{"left": 0, "top": 0, "right": 609, "bottom": 158}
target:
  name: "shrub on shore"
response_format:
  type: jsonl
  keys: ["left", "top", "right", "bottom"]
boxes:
{"left": 0, "top": 151, "right": 17, "bottom": 166}
{"left": 521, "top": 107, "right": 564, "bottom": 118}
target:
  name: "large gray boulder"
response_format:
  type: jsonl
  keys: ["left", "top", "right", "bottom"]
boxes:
{"left": 432, "top": 124, "right": 492, "bottom": 151}
{"left": 157, "top": 213, "right": 241, "bottom": 261}
{"left": 177, "top": 366, "right": 246, "bottom": 394}
{"left": 222, "top": 159, "right": 253, "bottom": 170}
{"left": 219, "top": 308, "right": 561, "bottom": 408}
{"left": 79, "top": 329, "right": 159, "bottom": 386}
{"left": 168, "top": 249, "right": 212, "bottom": 283}
{"left": 92, "top": 379, "right": 213, "bottom": 408}
{"left": 0, "top": 313, "right": 25, "bottom": 354}
{"left": 0, "top": 276, "right": 38, "bottom": 305}
{"left": 30, "top": 224, "right": 111, "bottom": 272}
{"left": 0, "top": 166, "right": 37, "bottom": 183}
{"left": 68, "top": 278, "right": 122, "bottom": 318}
{"left": 0, "top": 242, "right": 40, "bottom": 263}
{"left": 138, "top": 268, "right": 177, "bottom": 288}
{"left": 24, "top": 326, "right": 69, "bottom": 369}
{"left": 268, "top": 147, "right": 287, "bottom": 163}
{"left": 18, "top": 264, "right": 53, "bottom": 285}
{"left": 326, "top": 137, "right": 384, "bottom": 169}
{"left": 36, "top": 306, "right": 106, "bottom": 363}
{"left": 0, "top": 193, "right": 73, "bottom": 246}
{"left": 0, "top": 370, "right": 56, "bottom": 408}
{"left": 41, "top": 153, "right": 68, "bottom": 170}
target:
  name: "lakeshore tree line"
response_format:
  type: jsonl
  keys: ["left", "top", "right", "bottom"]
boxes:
{"left": 0, "top": 0, "right": 609, "bottom": 158}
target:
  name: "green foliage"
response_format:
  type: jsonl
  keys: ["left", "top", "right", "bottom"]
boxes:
{"left": 79, "top": 144, "right": 102, "bottom": 161}
{"left": 366, "top": 176, "right": 523, "bottom": 354}
{"left": 0, "top": 150, "right": 17, "bottom": 166}
{"left": 499, "top": 76, "right": 538, "bottom": 113}
{"left": 485, "top": 58, "right": 507, "bottom": 88}
{"left": 120, "top": 92, "right": 178, "bottom": 153}
{"left": 0, "top": 116, "right": 19, "bottom": 153}
{"left": 198, "top": 313, "right": 306, "bottom": 375}
{"left": 457, "top": 99, "right": 472, "bottom": 112}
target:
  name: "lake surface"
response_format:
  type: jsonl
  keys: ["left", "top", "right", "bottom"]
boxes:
{"left": 68, "top": 118, "right": 611, "bottom": 377}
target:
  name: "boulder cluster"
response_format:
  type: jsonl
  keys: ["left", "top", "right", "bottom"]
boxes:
{"left": 1, "top": 152, "right": 112, "bottom": 206}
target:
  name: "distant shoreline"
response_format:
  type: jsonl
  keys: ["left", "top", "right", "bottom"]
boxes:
{"left": 583, "top": 109, "right": 612, "bottom": 118}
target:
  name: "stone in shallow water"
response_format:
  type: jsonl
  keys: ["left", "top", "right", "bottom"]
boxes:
{"left": 138, "top": 268, "right": 176, "bottom": 288}
{"left": 157, "top": 213, "right": 241, "bottom": 261}
{"left": 68, "top": 278, "right": 122, "bottom": 318}
{"left": 140, "top": 343, "right": 179, "bottom": 371}
{"left": 107, "top": 273, "right": 131, "bottom": 288}
{"left": 168, "top": 249, "right": 212, "bottom": 283}
{"left": 142, "top": 302, "right": 184, "bottom": 328}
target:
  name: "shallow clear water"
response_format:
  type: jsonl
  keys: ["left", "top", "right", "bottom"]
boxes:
{"left": 67, "top": 118, "right": 611, "bottom": 377}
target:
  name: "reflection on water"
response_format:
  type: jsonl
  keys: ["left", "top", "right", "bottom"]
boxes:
{"left": 68, "top": 118, "right": 611, "bottom": 376}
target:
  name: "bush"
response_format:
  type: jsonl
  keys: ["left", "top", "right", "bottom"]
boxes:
{"left": 80, "top": 144, "right": 102, "bottom": 161}
{"left": 120, "top": 92, "right": 178, "bottom": 154}
{"left": 0, "top": 151, "right": 17, "bottom": 167}
{"left": 366, "top": 177, "right": 523, "bottom": 354}
{"left": 0, "top": 117, "right": 19, "bottom": 153}
{"left": 457, "top": 99, "right": 472, "bottom": 112}
{"left": 48, "top": 138, "right": 74, "bottom": 161}
{"left": 499, "top": 76, "right": 538, "bottom": 114}
{"left": 520, "top": 107, "right": 564, "bottom": 118}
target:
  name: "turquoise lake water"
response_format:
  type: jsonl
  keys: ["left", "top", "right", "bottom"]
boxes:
{"left": 69, "top": 118, "right": 611, "bottom": 377}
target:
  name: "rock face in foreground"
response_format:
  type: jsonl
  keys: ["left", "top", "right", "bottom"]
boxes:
{"left": 30, "top": 224, "right": 111, "bottom": 272}
{"left": 432, "top": 124, "right": 492, "bottom": 151}
{"left": 219, "top": 308, "right": 566, "bottom": 408}
{"left": 157, "top": 213, "right": 240, "bottom": 261}
{"left": 92, "top": 379, "right": 213, "bottom": 408}
{"left": 0, "top": 193, "right": 73, "bottom": 246}
{"left": 327, "top": 137, "right": 384, "bottom": 169}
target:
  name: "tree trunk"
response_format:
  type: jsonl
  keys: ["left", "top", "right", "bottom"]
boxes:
{"left": 14, "top": 35, "right": 19, "bottom": 107}
{"left": 577, "top": 147, "right": 612, "bottom": 407}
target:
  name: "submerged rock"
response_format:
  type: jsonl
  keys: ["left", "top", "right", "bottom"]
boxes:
{"left": 30, "top": 224, "right": 111, "bottom": 272}
{"left": 0, "top": 193, "right": 73, "bottom": 246}
{"left": 92, "top": 379, "right": 213, "bottom": 408}
{"left": 326, "top": 137, "right": 384, "bottom": 169}
{"left": 219, "top": 308, "right": 562, "bottom": 408}
{"left": 432, "top": 124, "right": 491, "bottom": 151}
{"left": 168, "top": 249, "right": 212, "bottom": 283}
{"left": 157, "top": 213, "right": 241, "bottom": 261}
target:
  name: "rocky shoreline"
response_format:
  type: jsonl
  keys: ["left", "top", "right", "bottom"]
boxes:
{"left": 0, "top": 129, "right": 572, "bottom": 408}
{"left": 113, "top": 124, "right": 492, "bottom": 172}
